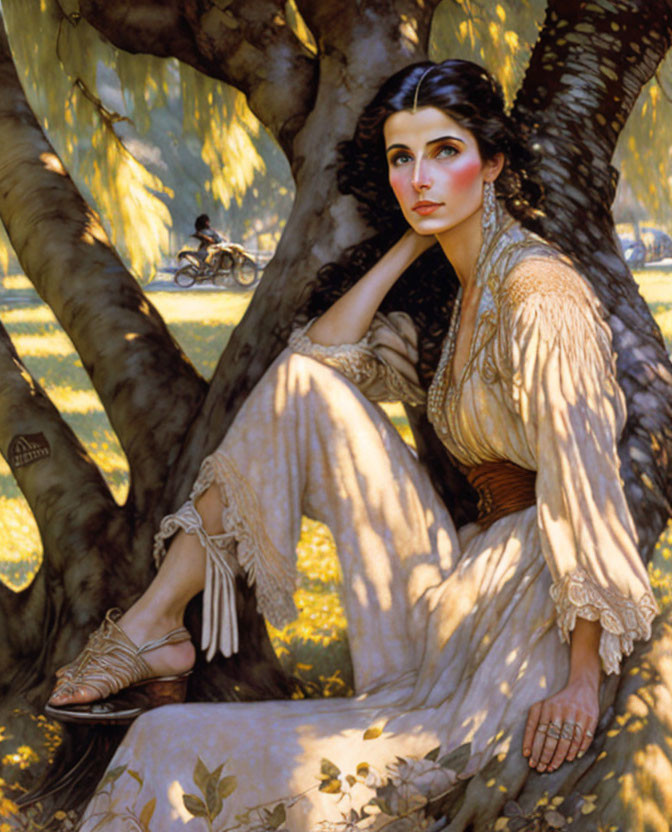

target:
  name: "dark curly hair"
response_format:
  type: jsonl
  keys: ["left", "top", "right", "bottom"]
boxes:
{"left": 301, "top": 59, "right": 541, "bottom": 388}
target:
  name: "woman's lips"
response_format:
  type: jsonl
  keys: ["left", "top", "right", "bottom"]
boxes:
{"left": 412, "top": 201, "right": 442, "bottom": 215}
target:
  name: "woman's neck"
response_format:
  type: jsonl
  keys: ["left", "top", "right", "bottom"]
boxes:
{"left": 435, "top": 207, "right": 484, "bottom": 293}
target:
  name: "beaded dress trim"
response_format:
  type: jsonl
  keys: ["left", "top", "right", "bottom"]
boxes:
{"left": 427, "top": 202, "right": 562, "bottom": 462}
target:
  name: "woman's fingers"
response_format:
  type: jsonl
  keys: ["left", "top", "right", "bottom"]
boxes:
{"left": 523, "top": 700, "right": 542, "bottom": 758}
{"left": 536, "top": 713, "right": 564, "bottom": 772}
{"left": 577, "top": 715, "right": 598, "bottom": 759}
{"left": 528, "top": 702, "right": 555, "bottom": 770}
{"left": 528, "top": 710, "right": 598, "bottom": 772}
{"left": 565, "top": 712, "right": 592, "bottom": 763}
{"left": 547, "top": 712, "right": 579, "bottom": 771}
{"left": 524, "top": 684, "right": 600, "bottom": 772}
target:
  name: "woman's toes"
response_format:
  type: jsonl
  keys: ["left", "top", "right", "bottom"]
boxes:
{"left": 49, "top": 683, "right": 93, "bottom": 706}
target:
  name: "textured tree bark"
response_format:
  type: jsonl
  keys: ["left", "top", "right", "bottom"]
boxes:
{"left": 1, "top": 0, "right": 672, "bottom": 826}
{"left": 511, "top": 0, "right": 672, "bottom": 556}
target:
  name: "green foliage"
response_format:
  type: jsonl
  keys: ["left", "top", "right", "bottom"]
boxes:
{"left": 613, "top": 56, "right": 672, "bottom": 227}
{"left": 182, "top": 757, "right": 238, "bottom": 828}
{"left": 430, "top": 0, "right": 546, "bottom": 105}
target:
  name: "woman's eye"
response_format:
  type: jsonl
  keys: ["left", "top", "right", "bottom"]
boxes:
{"left": 390, "top": 152, "right": 413, "bottom": 167}
{"left": 436, "top": 145, "right": 458, "bottom": 159}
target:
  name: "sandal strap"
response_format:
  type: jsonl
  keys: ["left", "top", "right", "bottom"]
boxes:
{"left": 136, "top": 625, "right": 191, "bottom": 656}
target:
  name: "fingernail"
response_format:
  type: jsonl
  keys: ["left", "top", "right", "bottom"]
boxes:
{"left": 538, "top": 764, "right": 546, "bottom": 772}
{"left": 577, "top": 751, "right": 584, "bottom": 759}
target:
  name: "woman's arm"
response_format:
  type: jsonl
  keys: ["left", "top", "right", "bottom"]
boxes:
{"left": 307, "top": 230, "right": 435, "bottom": 346}
{"left": 523, "top": 618, "right": 601, "bottom": 772}
{"left": 500, "top": 257, "right": 657, "bottom": 771}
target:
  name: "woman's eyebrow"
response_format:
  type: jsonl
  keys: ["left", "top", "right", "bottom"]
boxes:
{"left": 386, "top": 135, "right": 466, "bottom": 154}
{"left": 427, "top": 134, "right": 465, "bottom": 145}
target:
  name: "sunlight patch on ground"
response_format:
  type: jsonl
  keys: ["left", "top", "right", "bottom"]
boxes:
{"left": 47, "top": 386, "right": 102, "bottom": 413}
{"left": 2, "top": 275, "right": 31, "bottom": 290}
{"left": 149, "top": 290, "right": 254, "bottom": 326}
{"left": 0, "top": 497, "right": 42, "bottom": 590}
{"left": 634, "top": 270, "right": 672, "bottom": 306}
{"left": 267, "top": 518, "right": 353, "bottom": 695}
{"left": 2, "top": 306, "right": 57, "bottom": 325}
{"left": 634, "top": 270, "right": 672, "bottom": 351}
{"left": 11, "top": 332, "right": 75, "bottom": 357}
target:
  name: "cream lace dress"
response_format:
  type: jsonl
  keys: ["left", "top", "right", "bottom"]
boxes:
{"left": 77, "top": 208, "right": 657, "bottom": 832}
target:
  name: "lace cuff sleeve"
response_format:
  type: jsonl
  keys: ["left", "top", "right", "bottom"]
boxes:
{"left": 501, "top": 258, "right": 658, "bottom": 675}
{"left": 288, "top": 312, "right": 426, "bottom": 407}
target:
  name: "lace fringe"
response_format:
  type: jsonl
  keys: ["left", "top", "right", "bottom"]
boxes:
{"left": 152, "top": 454, "right": 297, "bottom": 661}
{"left": 550, "top": 567, "right": 658, "bottom": 675}
{"left": 289, "top": 320, "right": 427, "bottom": 407}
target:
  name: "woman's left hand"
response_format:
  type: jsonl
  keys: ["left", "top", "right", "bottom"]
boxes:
{"left": 522, "top": 677, "right": 599, "bottom": 772}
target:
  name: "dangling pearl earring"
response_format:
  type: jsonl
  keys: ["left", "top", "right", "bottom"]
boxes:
{"left": 481, "top": 181, "right": 497, "bottom": 235}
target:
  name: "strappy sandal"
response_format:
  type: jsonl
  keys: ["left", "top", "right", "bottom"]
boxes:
{"left": 45, "top": 609, "right": 192, "bottom": 725}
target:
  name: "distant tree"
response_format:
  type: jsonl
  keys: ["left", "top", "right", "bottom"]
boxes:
{"left": 1, "top": 0, "right": 672, "bottom": 828}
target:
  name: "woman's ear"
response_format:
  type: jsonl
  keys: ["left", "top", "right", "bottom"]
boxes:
{"left": 484, "top": 152, "right": 505, "bottom": 182}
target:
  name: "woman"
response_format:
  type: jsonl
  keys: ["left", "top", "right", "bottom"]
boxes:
{"left": 48, "top": 60, "right": 657, "bottom": 830}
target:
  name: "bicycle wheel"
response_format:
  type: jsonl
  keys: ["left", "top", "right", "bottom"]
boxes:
{"left": 213, "top": 252, "right": 236, "bottom": 286}
{"left": 234, "top": 255, "right": 258, "bottom": 286}
{"left": 175, "top": 266, "right": 197, "bottom": 287}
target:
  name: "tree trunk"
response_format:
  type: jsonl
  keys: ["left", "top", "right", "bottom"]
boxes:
{"left": 1, "top": 0, "right": 672, "bottom": 827}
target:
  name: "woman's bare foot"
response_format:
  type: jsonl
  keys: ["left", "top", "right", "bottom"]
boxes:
{"left": 48, "top": 607, "right": 195, "bottom": 707}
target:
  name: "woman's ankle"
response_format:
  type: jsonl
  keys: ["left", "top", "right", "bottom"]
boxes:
{"left": 119, "top": 605, "right": 186, "bottom": 644}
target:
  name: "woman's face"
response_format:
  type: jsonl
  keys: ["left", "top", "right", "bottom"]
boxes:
{"left": 383, "top": 106, "right": 503, "bottom": 237}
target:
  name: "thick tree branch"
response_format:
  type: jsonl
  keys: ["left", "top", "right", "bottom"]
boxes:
{"left": 0, "top": 321, "right": 142, "bottom": 685}
{"left": 77, "top": 0, "right": 318, "bottom": 157}
{"left": 512, "top": 0, "right": 672, "bottom": 556}
{"left": 295, "top": 0, "right": 441, "bottom": 56}
{"left": 0, "top": 15, "right": 207, "bottom": 510}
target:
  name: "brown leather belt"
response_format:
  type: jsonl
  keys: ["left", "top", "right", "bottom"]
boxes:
{"left": 463, "top": 460, "right": 537, "bottom": 529}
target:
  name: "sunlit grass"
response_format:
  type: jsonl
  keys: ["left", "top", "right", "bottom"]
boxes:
{"left": 0, "top": 286, "right": 256, "bottom": 586}
{"left": 2, "top": 275, "right": 31, "bottom": 290}
{"left": 635, "top": 269, "right": 672, "bottom": 352}
{"left": 0, "top": 497, "right": 41, "bottom": 590}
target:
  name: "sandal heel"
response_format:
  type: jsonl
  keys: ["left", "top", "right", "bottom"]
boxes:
{"left": 134, "top": 674, "right": 190, "bottom": 707}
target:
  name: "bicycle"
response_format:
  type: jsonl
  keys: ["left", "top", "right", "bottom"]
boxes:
{"left": 174, "top": 240, "right": 259, "bottom": 288}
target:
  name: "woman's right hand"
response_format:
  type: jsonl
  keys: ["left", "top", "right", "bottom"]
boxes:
{"left": 523, "top": 677, "right": 600, "bottom": 773}
{"left": 397, "top": 228, "right": 438, "bottom": 263}
{"left": 308, "top": 230, "right": 437, "bottom": 347}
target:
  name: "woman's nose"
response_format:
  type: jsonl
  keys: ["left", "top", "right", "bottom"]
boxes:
{"left": 412, "top": 157, "right": 431, "bottom": 192}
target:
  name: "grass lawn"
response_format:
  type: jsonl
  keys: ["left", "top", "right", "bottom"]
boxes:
{"left": 1, "top": 270, "right": 672, "bottom": 693}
